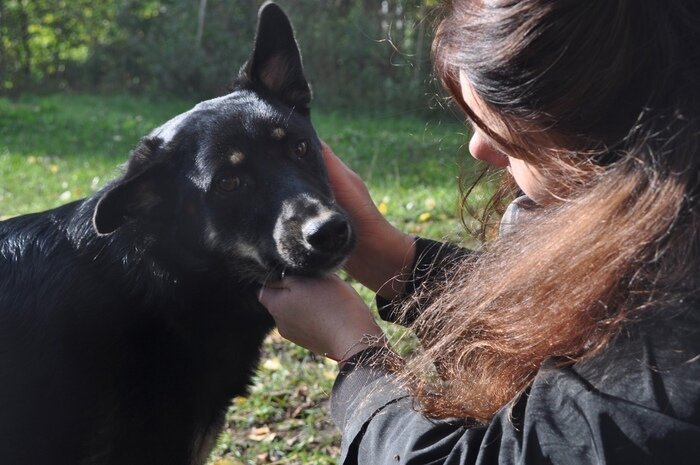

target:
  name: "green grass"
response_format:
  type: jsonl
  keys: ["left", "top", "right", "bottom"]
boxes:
{"left": 0, "top": 94, "right": 190, "bottom": 217}
{"left": 0, "top": 93, "right": 486, "bottom": 465}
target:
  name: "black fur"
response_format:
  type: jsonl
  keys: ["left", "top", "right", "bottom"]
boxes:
{"left": 0, "top": 3, "right": 353, "bottom": 464}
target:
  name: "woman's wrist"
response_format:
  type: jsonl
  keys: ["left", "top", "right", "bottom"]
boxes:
{"left": 333, "top": 333, "right": 387, "bottom": 367}
{"left": 344, "top": 222, "right": 416, "bottom": 300}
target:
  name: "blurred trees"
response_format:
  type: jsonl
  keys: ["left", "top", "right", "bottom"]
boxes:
{"left": 0, "top": 0, "right": 444, "bottom": 113}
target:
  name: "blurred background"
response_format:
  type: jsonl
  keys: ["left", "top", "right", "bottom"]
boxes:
{"left": 0, "top": 0, "right": 443, "bottom": 114}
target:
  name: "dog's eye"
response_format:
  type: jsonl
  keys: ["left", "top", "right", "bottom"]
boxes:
{"left": 217, "top": 175, "right": 241, "bottom": 192}
{"left": 294, "top": 140, "right": 309, "bottom": 158}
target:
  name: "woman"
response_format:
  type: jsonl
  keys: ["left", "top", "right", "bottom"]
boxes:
{"left": 260, "top": 0, "right": 700, "bottom": 463}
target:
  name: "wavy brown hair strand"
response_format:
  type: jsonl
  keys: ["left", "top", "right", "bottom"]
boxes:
{"left": 398, "top": 0, "right": 700, "bottom": 422}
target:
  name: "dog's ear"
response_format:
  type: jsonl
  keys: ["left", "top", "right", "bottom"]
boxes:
{"left": 93, "top": 138, "right": 171, "bottom": 235}
{"left": 239, "top": 2, "right": 311, "bottom": 113}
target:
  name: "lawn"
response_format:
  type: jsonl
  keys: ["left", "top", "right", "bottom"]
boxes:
{"left": 0, "top": 93, "right": 487, "bottom": 464}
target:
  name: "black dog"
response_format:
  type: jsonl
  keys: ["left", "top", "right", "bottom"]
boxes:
{"left": 0, "top": 3, "right": 354, "bottom": 464}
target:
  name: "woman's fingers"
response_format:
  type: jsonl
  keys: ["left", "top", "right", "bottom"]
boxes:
{"left": 257, "top": 275, "right": 383, "bottom": 360}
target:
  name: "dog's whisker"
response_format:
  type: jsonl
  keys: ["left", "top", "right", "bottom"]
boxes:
{"left": 260, "top": 264, "right": 282, "bottom": 290}
{"left": 283, "top": 107, "right": 295, "bottom": 127}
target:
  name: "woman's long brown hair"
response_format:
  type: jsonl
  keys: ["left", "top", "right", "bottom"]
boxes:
{"left": 398, "top": 0, "right": 700, "bottom": 421}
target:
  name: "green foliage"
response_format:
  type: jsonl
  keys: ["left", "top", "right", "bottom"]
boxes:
{"left": 285, "top": 1, "right": 440, "bottom": 113}
{"left": 0, "top": 1, "right": 442, "bottom": 113}
{"left": 0, "top": 0, "right": 117, "bottom": 91}
{"left": 78, "top": 0, "right": 256, "bottom": 98}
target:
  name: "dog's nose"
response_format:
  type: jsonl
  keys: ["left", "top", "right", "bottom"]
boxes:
{"left": 303, "top": 214, "right": 351, "bottom": 253}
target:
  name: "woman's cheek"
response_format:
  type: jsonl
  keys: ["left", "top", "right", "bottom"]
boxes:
{"left": 508, "top": 157, "right": 550, "bottom": 204}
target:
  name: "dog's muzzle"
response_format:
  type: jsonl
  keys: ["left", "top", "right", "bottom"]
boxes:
{"left": 273, "top": 194, "right": 354, "bottom": 272}
{"left": 301, "top": 212, "right": 351, "bottom": 253}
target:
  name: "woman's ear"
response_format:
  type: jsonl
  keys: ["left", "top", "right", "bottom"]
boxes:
{"left": 237, "top": 2, "right": 311, "bottom": 113}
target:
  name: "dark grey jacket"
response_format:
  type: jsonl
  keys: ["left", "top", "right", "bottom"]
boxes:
{"left": 331, "top": 238, "right": 700, "bottom": 464}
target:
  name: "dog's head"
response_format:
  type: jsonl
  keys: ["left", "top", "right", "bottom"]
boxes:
{"left": 92, "top": 3, "right": 355, "bottom": 283}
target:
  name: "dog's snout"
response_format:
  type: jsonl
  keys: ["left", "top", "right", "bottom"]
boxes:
{"left": 303, "top": 214, "right": 351, "bottom": 253}
{"left": 274, "top": 195, "right": 355, "bottom": 271}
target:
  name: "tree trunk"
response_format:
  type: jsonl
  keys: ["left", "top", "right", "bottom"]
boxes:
{"left": 17, "top": 0, "right": 32, "bottom": 81}
{"left": 195, "top": 0, "right": 207, "bottom": 49}
{"left": 0, "top": 0, "right": 6, "bottom": 84}
{"left": 413, "top": 1, "right": 426, "bottom": 83}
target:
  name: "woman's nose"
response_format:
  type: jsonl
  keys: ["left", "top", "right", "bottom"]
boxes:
{"left": 469, "top": 130, "right": 510, "bottom": 168}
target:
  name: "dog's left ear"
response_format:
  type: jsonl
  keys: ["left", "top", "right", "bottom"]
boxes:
{"left": 93, "top": 138, "right": 172, "bottom": 235}
{"left": 239, "top": 2, "right": 311, "bottom": 113}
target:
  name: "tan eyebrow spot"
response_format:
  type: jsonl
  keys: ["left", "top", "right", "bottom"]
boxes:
{"left": 229, "top": 151, "right": 245, "bottom": 164}
{"left": 271, "top": 127, "right": 286, "bottom": 139}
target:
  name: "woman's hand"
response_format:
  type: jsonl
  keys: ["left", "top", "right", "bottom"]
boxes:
{"left": 258, "top": 274, "right": 385, "bottom": 362}
{"left": 322, "top": 143, "right": 416, "bottom": 299}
